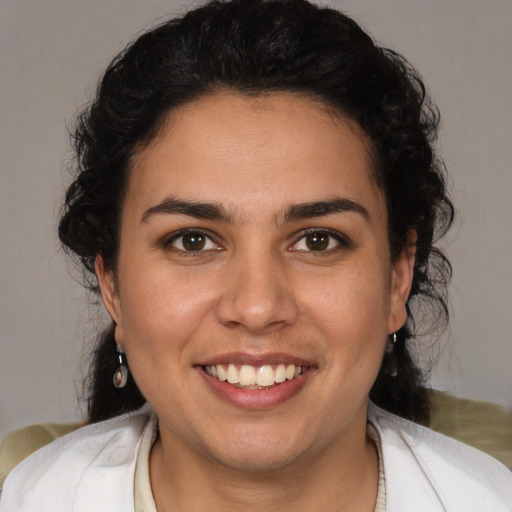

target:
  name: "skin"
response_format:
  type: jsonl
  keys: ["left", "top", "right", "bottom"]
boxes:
{"left": 96, "top": 92, "right": 415, "bottom": 512}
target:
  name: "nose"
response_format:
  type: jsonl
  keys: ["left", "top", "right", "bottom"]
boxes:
{"left": 216, "top": 249, "right": 299, "bottom": 334}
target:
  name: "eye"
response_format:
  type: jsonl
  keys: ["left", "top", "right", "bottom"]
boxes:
{"left": 290, "top": 230, "right": 348, "bottom": 252}
{"left": 166, "top": 230, "right": 220, "bottom": 252}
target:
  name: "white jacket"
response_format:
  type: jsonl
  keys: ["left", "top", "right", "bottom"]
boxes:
{"left": 1, "top": 403, "right": 511, "bottom": 511}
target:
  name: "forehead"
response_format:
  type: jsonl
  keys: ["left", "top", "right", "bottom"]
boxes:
{"left": 128, "top": 92, "right": 384, "bottom": 222}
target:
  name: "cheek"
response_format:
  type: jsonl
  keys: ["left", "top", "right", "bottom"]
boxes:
{"left": 304, "top": 261, "right": 391, "bottom": 332}
{"left": 117, "top": 273, "right": 218, "bottom": 404}
{"left": 301, "top": 261, "right": 390, "bottom": 374}
{"left": 119, "top": 272, "right": 216, "bottom": 355}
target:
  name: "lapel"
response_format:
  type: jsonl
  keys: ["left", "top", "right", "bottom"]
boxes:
{"left": 368, "top": 402, "right": 512, "bottom": 512}
{"left": 369, "top": 404, "right": 447, "bottom": 511}
{"left": 0, "top": 408, "right": 152, "bottom": 512}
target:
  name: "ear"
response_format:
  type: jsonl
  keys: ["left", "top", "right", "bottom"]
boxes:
{"left": 387, "top": 231, "right": 416, "bottom": 334}
{"left": 95, "top": 255, "right": 124, "bottom": 347}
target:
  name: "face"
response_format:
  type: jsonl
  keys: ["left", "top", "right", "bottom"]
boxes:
{"left": 97, "top": 92, "right": 413, "bottom": 472}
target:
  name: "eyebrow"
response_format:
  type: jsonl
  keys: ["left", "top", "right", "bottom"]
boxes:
{"left": 281, "top": 198, "right": 369, "bottom": 224}
{"left": 141, "top": 197, "right": 233, "bottom": 223}
{"left": 141, "top": 196, "right": 369, "bottom": 224}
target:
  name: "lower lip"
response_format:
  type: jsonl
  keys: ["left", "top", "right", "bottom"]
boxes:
{"left": 196, "top": 367, "right": 313, "bottom": 409}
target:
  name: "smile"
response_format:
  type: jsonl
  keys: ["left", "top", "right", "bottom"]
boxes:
{"left": 204, "top": 364, "right": 305, "bottom": 389}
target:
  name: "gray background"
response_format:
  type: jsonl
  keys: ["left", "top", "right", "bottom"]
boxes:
{"left": 1, "top": 0, "right": 511, "bottom": 441}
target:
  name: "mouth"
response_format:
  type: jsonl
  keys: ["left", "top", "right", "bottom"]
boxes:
{"left": 197, "top": 354, "right": 314, "bottom": 408}
{"left": 203, "top": 363, "right": 306, "bottom": 389}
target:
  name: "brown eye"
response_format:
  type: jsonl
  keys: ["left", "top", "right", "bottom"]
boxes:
{"left": 290, "top": 230, "right": 348, "bottom": 252}
{"left": 168, "top": 230, "right": 219, "bottom": 252}
{"left": 305, "top": 232, "right": 329, "bottom": 251}
{"left": 182, "top": 233, "right": 206, "bottom": 251}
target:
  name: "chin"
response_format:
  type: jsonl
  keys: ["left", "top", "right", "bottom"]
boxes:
{"left": 212, "top": 447, "right": 301, "bottom": 474}
{"left": 205, "top": 428, "right": 309, "bottom": 473}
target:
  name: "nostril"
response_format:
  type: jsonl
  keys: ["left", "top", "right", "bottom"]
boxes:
{"left": 217, "top": 292, "right": 299, "bottom": 333}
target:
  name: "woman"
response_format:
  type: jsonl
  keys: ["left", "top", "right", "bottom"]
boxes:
{"left": 1, "top": 0, "right": 510, "bottom": 510}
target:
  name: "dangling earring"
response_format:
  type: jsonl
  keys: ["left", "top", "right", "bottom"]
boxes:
{"left": 384, "top": 332, "right": 398, "bottom": 377}
{"left": 113, "top": 344, "right": 129, "bottom": 388}
{"left": 385, "top": 332, "right": 397, "bottom": 352}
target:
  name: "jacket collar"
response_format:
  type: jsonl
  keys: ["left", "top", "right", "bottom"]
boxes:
{"left": 368, "top": 403, "right": 447, "bottom": 511}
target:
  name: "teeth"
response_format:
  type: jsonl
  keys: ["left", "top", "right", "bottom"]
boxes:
{"left": 275, "top": 364, "right": 286, "bottom": 383}
{"left": 239, "top": 365, "right": 256, "bottom": 386}
{"left": 217, "top": 365, "right": 227, "bottom": 381}
{"left": 206, "top": 363, "right": 305, "bottom": 388}
{"left": 226, "top": 363, "right": 239, "bottom": 384}
{"left": 256, "top": 365, "right": 274, "bottom": 386}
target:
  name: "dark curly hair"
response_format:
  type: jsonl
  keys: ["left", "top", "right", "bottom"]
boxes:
{"left": 59, "top": 0, "right": 453, "bottom": 424}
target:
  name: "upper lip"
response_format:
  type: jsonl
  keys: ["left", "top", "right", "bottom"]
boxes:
{"left": 197, "top": 352, "right": 315, "bottom": 367}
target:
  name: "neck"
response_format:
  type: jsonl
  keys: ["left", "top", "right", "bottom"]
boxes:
{"left": 149, "top": 412, "right": 379, "bottom": 512}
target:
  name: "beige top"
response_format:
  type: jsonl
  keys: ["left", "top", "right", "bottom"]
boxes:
{"left": 133, "top": 417, "right": 386, "bottom": 512}
{"left": 134, "top": 415, "right": 158, "bottom": 511}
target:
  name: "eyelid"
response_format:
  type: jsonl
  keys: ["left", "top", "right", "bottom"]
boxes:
{"left": 161, "top": 228, "right": 223, "bottom": 253}
{"left": 159, "top": 227, "right": 351, "bottom": 254}
{"left": 288, "top": 228, "right": 352, "bottom": 251}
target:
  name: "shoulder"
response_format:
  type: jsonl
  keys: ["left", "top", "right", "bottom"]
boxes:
{"left": 368, "top": 403, "right": 512, "bottom": 512}
{"left": 0, "top": 407, "right": 153, "bottom": 512}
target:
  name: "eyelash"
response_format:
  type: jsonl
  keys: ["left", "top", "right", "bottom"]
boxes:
{"left": 161, "top": 227, "right": 352, "bottom": 256}
{"left": 290, "top": 228, "right": 352, "bottom": 253}
{"left": 161, "top": 229, "right": 222, "bottom": 255}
